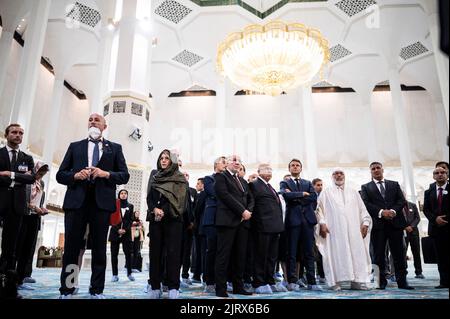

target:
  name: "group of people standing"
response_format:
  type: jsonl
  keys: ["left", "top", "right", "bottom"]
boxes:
{"left": 0, "top": 114, "right": 448, "bottom": 299}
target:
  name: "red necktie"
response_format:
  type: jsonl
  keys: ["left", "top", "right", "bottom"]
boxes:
{"left": 438, "top": 187, "right": 443, "bottom": 214}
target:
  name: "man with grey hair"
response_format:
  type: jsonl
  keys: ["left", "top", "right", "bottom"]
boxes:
{"left": 214, "top": 155, "right": 254, "bottom": 297}
{"left": 249, "top": 164, "right": 285, "bottom": 294}
{"left": 315, "top": 168, "right": 372, "bottom": 291}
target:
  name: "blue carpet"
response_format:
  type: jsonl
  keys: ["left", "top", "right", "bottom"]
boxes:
{"left": 19, "top": 262, "right": 448, "bottom": 299}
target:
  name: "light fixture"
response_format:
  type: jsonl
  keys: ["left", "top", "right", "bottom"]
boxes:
{"left": 107, "top": 18, "right": 118, "bottom": 31}
{"left": 217, "top": 20, "right": 330, "bottom": 96}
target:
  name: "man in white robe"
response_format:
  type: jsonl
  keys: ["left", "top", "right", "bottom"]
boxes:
{"left": 315, "top": 169, "right": 372, "bottom": 291}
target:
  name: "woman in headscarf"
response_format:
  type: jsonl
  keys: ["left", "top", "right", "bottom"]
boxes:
{"left": 130, "top": 210, "right": 145, "bottom": 272}
{"left": 16, "top": 161, "right": 49, "bottom": 290}
{"left": 146, "top": 149, "right": 189, "bottom": 299}
{"left": 108, "top": 189, "right": 135, "bottom": 282}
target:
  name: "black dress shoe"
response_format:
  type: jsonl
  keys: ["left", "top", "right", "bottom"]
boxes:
{"left": 435, "top": 285, "right": 449, "bottom": 289}
{"left": 233, "top": 289, "right": 253, "bottom": 296}
{"left": 216, "top": 291, "right": 229, "bottom": 298}
{"left": 376, "top": 286, "right": 386, "bottom": 290}
{"left": 398, "top": 285, "right": 414, "bottom": 290}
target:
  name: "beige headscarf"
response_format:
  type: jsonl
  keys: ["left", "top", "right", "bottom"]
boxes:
{"left": 31, "top": 161, "right": 49, "bottom": 201}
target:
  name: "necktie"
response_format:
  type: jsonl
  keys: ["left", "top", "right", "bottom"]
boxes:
{"left": 10, "top": 150, "right": 17, "bottom": 171}
{"left": 234, "top": 174, "right": 244, "bottom": 192}
{"left": 91, "top": 140, "right": 100, "bottom": 167}
{"left": 438, "top": 187, "right": 443, "bottom": 214}
{"left": 295, "top": 178, "right": 300, "bottom": 191}
{"left": 268, "top": 183, "right": 280, "bottom": 203}
{"left": 378, "top": 181, "right": 386, "bottom": 199}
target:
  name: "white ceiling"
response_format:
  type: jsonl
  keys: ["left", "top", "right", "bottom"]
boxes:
{"left": 1, "top": 0, "right": 445, "bottom": 102}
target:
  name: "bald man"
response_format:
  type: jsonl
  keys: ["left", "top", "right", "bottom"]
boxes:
{"left": 57, "top": 114, "right": 130, "bottom": 299}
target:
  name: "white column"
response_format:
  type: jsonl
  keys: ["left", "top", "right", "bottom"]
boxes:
{"left": 0, "top": 29, "right": 15, "bottom": 103}
{"left": 389, "top": 68, "right": 417, "bottom": 202}
{"left": 10, "top": 0, "right": 51, "bottom": 148}
{"left": 113, "top": 0, "right": 138, "bottom": 91}
{"left": 433, "top": 101, "right": 450, "bottom": 162}
{"left": 89, "top": 25, "right": 114, "bottom": 114}
{"left": 428, "top": 12, "right": 449, "bottom": 130}
{"left": 42, "top": 73, "right": 66, "bottom": 175}
{"left": 300, "top": 86, "right": 318, "bottom": 179}
{"left": 361, "top": 92, "right": 381, "bottom": 163}
{"left": 215, "top": 82, "right": 227, "bottom": 157}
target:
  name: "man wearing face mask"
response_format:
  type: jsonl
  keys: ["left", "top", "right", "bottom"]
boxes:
{"left": 57, "top": 114, "right": 130, "bottom": 299}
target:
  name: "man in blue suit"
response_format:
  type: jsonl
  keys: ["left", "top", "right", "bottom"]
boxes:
{"left": 200, "top": 156, "right": 226, "bottom": 293}
{"left": 57, "top": 113, "right": 130, "bottom": 299}
{"left": 280, "top": 159, "right": 321, "bottom": 291}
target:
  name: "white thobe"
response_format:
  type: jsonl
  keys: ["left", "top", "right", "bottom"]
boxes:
{"left": 315, "top": 184, "right": 372, "bottom": 287}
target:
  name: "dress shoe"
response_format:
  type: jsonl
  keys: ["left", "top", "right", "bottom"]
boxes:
{"left": 233, "top": 289, "right": 253, "bottom": 295}
{"left": 216, "top": 290, "right": 229, "bottom": 298}
{"left": 435, "top": 285, "right": 449, "bottom": 289}
{"left": 23, "top": 277, "right": 36, "bottom": 284}
{"left": 415, "top": 274, "right": 425, "bottom": 279}
{"left": 398, "top": 285, "right": 414, "bottom": 290}
{"left": 377, "top": 285, "right": 386, "bottom": 290}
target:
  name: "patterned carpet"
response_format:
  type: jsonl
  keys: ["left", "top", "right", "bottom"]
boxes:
{"left": 19, "top": 262, "right": 448, "bottom": 300}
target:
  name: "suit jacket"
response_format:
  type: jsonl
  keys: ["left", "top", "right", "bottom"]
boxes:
{"left": 423, "top": 183, "right": 449, "bottom": 236}
{"left": 403, "top": 201, "right": 420, "bottom": 235}
{"left": 108, "top": 203, "right": 134, "bottom": 242}
{"left": 56, "top": 139, "right": 130, "bottom": 212}
{"left": 201, "top": 174, "right": 218, "bottom": 227}
{"left": 194, "top": 190, "right": 206, "bottom": 234}
{"left": 0, "top": 147, "right": 35, "bottom": 216}
{"left": 249, "top": 178, "right": 284, "bottom": 233}
{"left": 360, "top": 179, "right": 407, "bottom": 230}
{"left": 280, "top": 178, "right": 317, "bottom": 227}
{"left": 214, "top": 170, "right": 255, "bottom": 229}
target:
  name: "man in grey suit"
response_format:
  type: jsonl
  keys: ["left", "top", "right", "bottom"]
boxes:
{"left": 402, "top": 198, "right": 424, "bottom": 279}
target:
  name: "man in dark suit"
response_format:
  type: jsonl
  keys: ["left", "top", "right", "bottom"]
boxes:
{"left": 57, "top": 113, "right": 130, "bottom": 299}
{"left": 0, "top": 124, "right": 35, "bottom": 277}
{"left": 423, "top": 166, "right": 448, "bottom": 288}
{"left": 249, "top": 164, "right": 284, "bottom": 294}
{"left": 280, "top": 159, "right": 319, "bottom": 291}
{"left": 201, "top": 156, "right": 226, "bottom": 293}
{"left": 402, "top": 197, "right": 424, "bottom": 279}
{"left": 192, "top": 178, "right": 206, "bottom": 283}
{"left": 360, "top": 162, "right": 413, "bottom": 290}
{"left": 181, "top": 171, "right": 196, "bottom": 286}
{"left": 214, "top": 155, "right": 254, "bottom": 297}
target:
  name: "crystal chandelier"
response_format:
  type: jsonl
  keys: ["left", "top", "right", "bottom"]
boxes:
{"left": 217, "top": 21, "right": 330, "bottom": 96}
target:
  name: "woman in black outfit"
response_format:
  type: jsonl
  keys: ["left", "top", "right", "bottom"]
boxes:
{"left": 109, "top": 189, "right": 134, "bottom": 282}
{"left": 131, "top": 210, "right": 145, "bottom": 272}
{"left": 146, "top": 150, "right": 189, "bottom": 299}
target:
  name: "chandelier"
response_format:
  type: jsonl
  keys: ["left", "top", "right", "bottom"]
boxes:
{"left": 217, "top": 20, "right": 330, "bottom": 96}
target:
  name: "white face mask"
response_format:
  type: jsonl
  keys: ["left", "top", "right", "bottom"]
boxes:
{"left": 88, "top": 126, "right": 102, "bottom": 140}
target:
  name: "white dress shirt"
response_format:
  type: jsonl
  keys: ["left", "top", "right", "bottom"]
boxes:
{"left": 6, "top": 144, "right": 19, "bottom": 186}
{"left": 373, "top": 179, "right": 397, "bottom": 218}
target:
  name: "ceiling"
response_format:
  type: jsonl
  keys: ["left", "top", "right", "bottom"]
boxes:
{"left": 1, "top": 0, "right": 444, "bottom": 102}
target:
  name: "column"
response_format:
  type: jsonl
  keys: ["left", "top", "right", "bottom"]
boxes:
{"left": 428, "top": 11, "right": 449, "bottom": 130}
{"left": 10, "top": 0, "right": 51, "bottom": 148}
{"left": 0, "top": 28, "right": 15, "bottom": 104}
{"left": 300, "top": 86, "right": 318, "bottom": 179}
{"left": 215, "top": 82, "right": 227, "bottom": 157}
{"left": 432, "top": 101, "right": 450, "bottom": 162}
{"left": 360, "top": 91, "right": 381, "bottom": 163}
{"left": 89, "top": 25, "right": 114, "bottom": 114}
{"left": 389, "top": 68, "right": 417, "bottom": 202}
{"left": 42, "top": 73, "right": 66, "bottom": 175}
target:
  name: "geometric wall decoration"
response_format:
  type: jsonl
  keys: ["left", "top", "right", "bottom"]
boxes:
{"left": 103, "top": 103, "right": 109, "bottom": 116}
{"left": 335, "top": 0, "right": 377, "bottom": 17}
{"left": 66, "top": 2, "right": 101, "bottom": 28}
{"left": 313, "top": 81, "right": 334, "bottom": 88}
{"left": 113, "top": 101, "right": 126, "bottom": 113}
{"left": 155, "top": 0, "right": 192, "bottom": 24}
{"left": 329, "top": 44, "right": 352, "bottom": 62}
{"left": 400, "top": 42, "right": 429, "bottom": 60}
{"left": 172, "top": 50, "right": 204, "bottom": 67}
{"left": 131, "top": 102, "right": 143, "bottom": 116}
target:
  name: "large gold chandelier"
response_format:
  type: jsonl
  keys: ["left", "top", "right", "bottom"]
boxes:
{"left": 217, "top": 20, "right": 330, "bottom": 96}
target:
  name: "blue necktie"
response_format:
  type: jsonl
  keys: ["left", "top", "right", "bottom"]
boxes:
{"left": 91, "top": 140, "right": 100, "bottom": 167}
